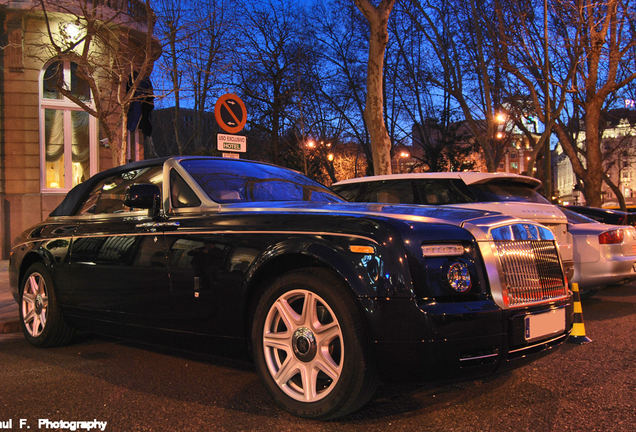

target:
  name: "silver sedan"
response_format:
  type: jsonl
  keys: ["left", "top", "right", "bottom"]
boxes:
{"left": 563, "top": 208, "right": 636, "bottom": 297}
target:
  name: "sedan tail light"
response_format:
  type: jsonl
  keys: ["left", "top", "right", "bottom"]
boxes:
{"left": 599, "top": 229, "right": 624, "bottom": 244}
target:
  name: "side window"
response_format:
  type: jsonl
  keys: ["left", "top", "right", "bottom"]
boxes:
{"left": 170, "top": 170, "right": 201, "bottom": 208}
{"left": 414, "top": 179, "right": 476, "bottom": 205}
{"left": 359, "top": 181, "right": 415, "bottom": 204}
{"left": 331, "top": 183, "right": 362, "bottom": 201}
{"left": 76, "top": 166, "right": 163, "bottom": 215}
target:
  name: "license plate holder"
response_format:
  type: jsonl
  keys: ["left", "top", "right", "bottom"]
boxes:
{"left": 524, "top": 308, "right": 566, "bottom": 342}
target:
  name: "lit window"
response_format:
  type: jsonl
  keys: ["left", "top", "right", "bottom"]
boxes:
{"left": 40, "top": 60, "right": 98, "bottom": 191}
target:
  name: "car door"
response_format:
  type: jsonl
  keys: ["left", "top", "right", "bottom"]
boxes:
{"left": 160, "top": 166, "right": 262, "bottom": 338}
{"left": 68, "top": 165, "right": 172, "bottom": 316}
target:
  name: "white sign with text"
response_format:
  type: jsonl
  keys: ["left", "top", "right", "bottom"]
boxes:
{"left": 217, "top": 134, "right": 247, "bottom": 153}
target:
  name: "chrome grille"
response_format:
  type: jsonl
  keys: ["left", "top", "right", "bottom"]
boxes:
{"left": 494, "top": 240, "right": 567, "bottom": 306}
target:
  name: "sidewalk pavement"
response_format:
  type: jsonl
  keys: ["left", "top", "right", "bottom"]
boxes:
{"left": 0, "top": 260, "right": 21, "bottom": 334}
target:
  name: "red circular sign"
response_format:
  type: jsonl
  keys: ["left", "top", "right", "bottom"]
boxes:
{"left": 214, "top": 94, "right": 247, "bottom": 134}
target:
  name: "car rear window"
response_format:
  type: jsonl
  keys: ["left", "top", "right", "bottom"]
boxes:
{"left": 467, "top": 181, "right": 550, "bottom": 204}
{"left": 560, "top": 208, "right": 598, "bottom": 224}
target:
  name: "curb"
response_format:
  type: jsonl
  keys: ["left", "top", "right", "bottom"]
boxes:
{"left": 0, "top": 320, "right": 21, "bottom": 334}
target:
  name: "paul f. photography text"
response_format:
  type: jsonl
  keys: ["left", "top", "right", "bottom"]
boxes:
{"left": 0, "top": 419, "right": 107, "bottom": 431}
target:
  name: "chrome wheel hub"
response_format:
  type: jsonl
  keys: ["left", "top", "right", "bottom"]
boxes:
{"left": 34, "top": 294, "right": 44, "bottom": 315}
{"left": 292, "top": 327, "right": 317, "bottom": 361}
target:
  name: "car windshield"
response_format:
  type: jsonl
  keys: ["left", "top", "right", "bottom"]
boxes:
{"left": 467, "top": 181, "right": 550, "bottom": 204}
{"left": 180, "top": 159, "right": 345, "bottom": 203}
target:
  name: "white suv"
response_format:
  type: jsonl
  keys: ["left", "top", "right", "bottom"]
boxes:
{"left": 332, "top": 172, "right": 574, "bottom": 279}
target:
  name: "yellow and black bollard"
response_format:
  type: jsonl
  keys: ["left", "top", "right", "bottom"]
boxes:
{"left": 567, "top": 282, "right": 592, "bottom": 344}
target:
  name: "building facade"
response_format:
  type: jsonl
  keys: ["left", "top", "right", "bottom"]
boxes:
{"left": 408, "top": 119, "right": 539, "bottom": 176}
{"left": 554, "top": 108, "right": 636, "bottom": 207}
{"left": 0, "top": 0, "right": 155, "bottom": 258}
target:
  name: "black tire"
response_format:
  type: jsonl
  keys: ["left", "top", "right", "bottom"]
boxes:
{"left": 251, "top": 268, "right": 378, "bottom": 420}
{"left": 19, "top": 263, "right": 75, "bottom": 347}
{"left": 579, "top": 289, "right": 598, "bottom": 299}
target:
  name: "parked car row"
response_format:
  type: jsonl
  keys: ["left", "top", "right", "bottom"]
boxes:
{"left": 10, "top": 157, "right": 573, "bottom": 420}
{"left": 563, "top": 204, "right": 636, "bottom": 227}
{"left": 559, "top": 208, "right": 636, "bottom": 298}
{"left": 331, "top": 172, "right": 575, "bottom": 279}
{"left": 331, "top": 172, "right": 636, "bottom": 298}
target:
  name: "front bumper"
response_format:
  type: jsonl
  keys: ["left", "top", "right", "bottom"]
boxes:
{"left": 363, "top": 296, "right": 573, "bottom": 382}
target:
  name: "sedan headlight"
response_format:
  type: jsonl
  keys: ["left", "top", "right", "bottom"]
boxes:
{"left": 447, "top": 262, "right": 472, "bottom": 292}
{"left": 421, "top": 242, "right": 483, "bottom": 297}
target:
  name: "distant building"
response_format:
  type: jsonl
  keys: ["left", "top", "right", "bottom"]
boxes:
{"left": 554, "top": 108, "right": 636, "bottom": 207}
{"left": 409, "top": 119, "right": 536, "bottom": 175}
{"left": 493, "top": 135, "right": 538, "bottom": 176}
{"left": 0, "top": 1, "right": 156, "bottom": 258}
{"left": 150, "top": 108, "right": 219, "bottom": 157}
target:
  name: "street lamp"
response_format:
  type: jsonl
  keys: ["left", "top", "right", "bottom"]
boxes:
{"left": 398, "top": 151, "right": 410, "bottom": 173}
{"left": 572, "top": 184, "right": 581, "bottom": 205}
{"left": 303, "top": 140, "right": 315, "bottom": 175}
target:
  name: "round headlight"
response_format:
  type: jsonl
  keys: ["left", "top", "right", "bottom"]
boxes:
{"left": 447, "top": 262, "right": 472, "bottom": 293}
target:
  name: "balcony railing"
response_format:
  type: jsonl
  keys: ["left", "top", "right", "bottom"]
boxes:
{"left": 5, "top": 1, "right": 152, "bottom": 24}
{"left": 86, "top": 0, "right": 149, "bottom": 23}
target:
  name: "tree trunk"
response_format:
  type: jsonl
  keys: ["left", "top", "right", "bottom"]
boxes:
{"left": 582, "top": 106, "right": 604, "bottom": 207}
{"left": 354, "top": 0, "right": 395, "bottom": 175}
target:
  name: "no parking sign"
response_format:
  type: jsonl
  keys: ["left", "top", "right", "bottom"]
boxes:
{"left": 214, "top": 94, "right": 247, "bottom": 134}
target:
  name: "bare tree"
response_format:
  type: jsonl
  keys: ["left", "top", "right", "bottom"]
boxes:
{"left": 312, "top": 0, "right": 375, "bottom": 175}
{"left": 400, "top": 0, "right": 518, "bottom": 173}
{"left": 353, "top": 0, "right": 396, "bottom": 175}
{"left": 34, "top": 0, "right": 158, "bottom": 167}
{"left": 229, "top": 0, "right": 314, "bottom": 166}
{"left": 389, "top": 6, "right": 477, "bottom": 172}
{"left": 493, "top": 0, "right": 582, "bottom": 197}
{"left": 154, "top": 0, "right": 234, "bottom": 155}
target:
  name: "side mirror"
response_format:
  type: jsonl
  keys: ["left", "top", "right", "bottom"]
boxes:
{"left": 124, "top": 184, "right": 162, "bottom": 218}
